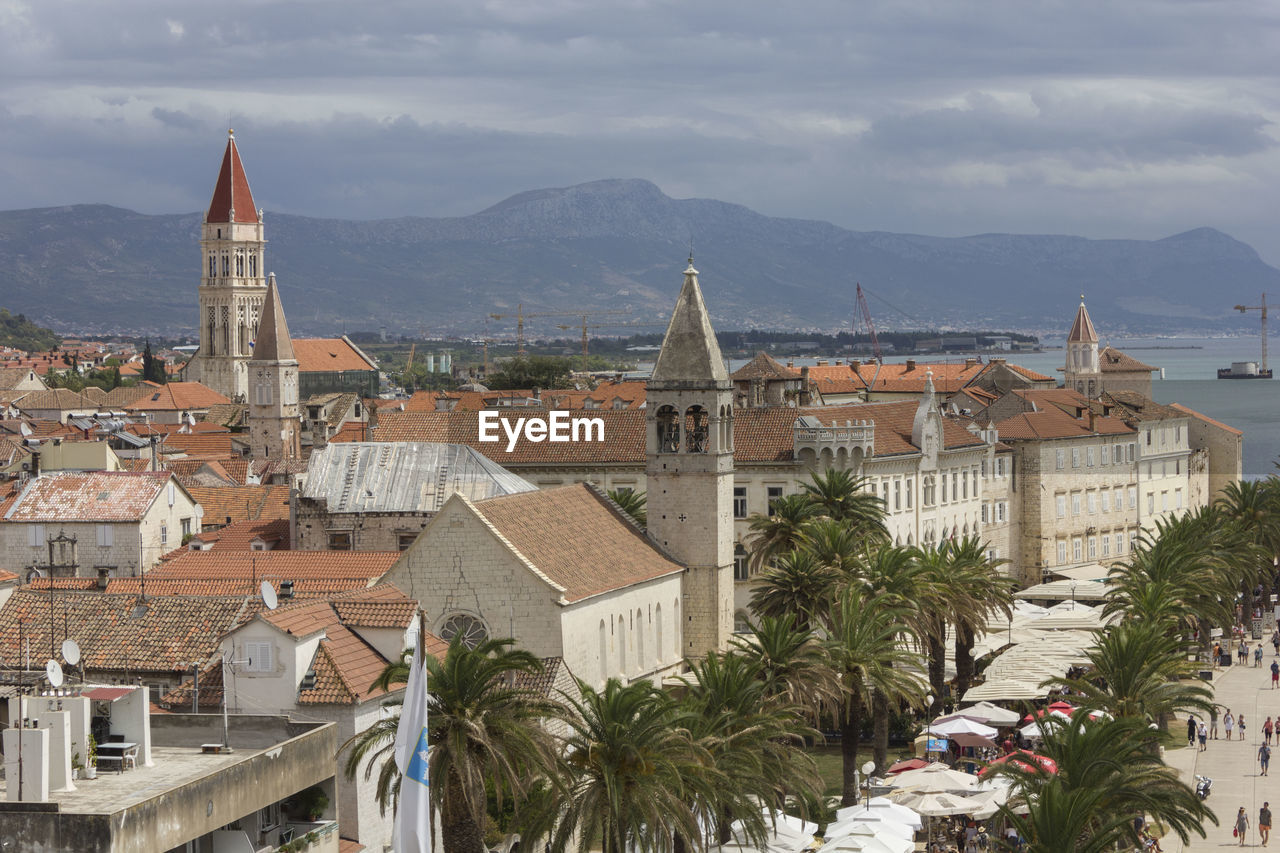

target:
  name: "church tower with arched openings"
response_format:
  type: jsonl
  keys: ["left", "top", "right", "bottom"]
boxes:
{"left": 645, "top": 256, "right": 734, "bottom": 658}
{"left": 248, "top": 274, "right": 301, "bottom": 461}
{"left": 186, "top": 130, "right": 267, "bottom": 402}
{"left": 1064, "top": 296, "right": 1101, "bottom": 398}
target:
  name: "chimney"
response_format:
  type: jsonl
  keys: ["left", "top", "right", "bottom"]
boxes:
{"left": 850, "top": 360, "right": 861, "bottom": 370}
{"left": 965, "top": 358, "right": 977, "bottom": 368}
{"left": 96, "top": 568, "right": 110, "bottom": 590}
{"left": 799, "top": 366, "right": 812, "bottom": 406}
{"left": 906, "top": 359, "right": 917, "bottom": 371}
{"left": 816, "top": 360, "right": 828, "bottom": 366}
{"left": 1088, "top": 410, "right": 1097, "bottom": 432}
{"left": 280, "top": 580, "right": 295, "bottom": 598}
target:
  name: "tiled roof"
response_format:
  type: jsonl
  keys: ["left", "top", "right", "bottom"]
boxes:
{"left": 291, "top": 338, "right": 378, "bottom": 373}
{"left": 731, "top": 352, "right": 802, "bottom": 381}
{"left": 99, "top": 384, "right": 156, "bottom": 409}
{"left": 187, "top": 484, "right": 291, "bottom": 526}
{"left": 801, "top": 401, "right": 987, "bottom": 455}
{"left": 375, "top": 410, "right": 647, "bottom": 464}
{"left": 1099, "top": 346, "right": 1158, "bottom": 373}
{"left": 13, "top": 388, "right": 103, "bottom": 412}
{"left": 857, "top": 361, "right": 986, "bottom": 393}
{"left": 4, "top": 471, "right": 177, "bottom": 522}
{"left": 1101, "top": 390, "right": 1185, "bottom": 423}
{"left": 162, "top": 432, "right": 234, "bottom": 456}
{"left": 201, "top": 403, "right": 248, "bottom": 428}
{"left": 0, "top": 368, "right": 42, "bottom": 391}
{"left": 125, "top": 382, "right": 231, "bottom": 412}
{"left": 170, "top": 517, "right": 290, "bottom": 557}
{"left": 151, "top": 550, "right": 399, "bottom": 581}
{"left": 994, "top": 406, "right": 1134, "bottom": 441}
{"left": 1170, "top": 403, "right": 1244, "bottom": 436}
{"left": 328, "top": 421, "right": 369, "bottom": 443}
{"left": 32, "top": 575, "right": 364, "bottom": 598}
{"left": 332, "top": 583, "right": 418, "bottom": 628}
{"left": 253, "top": 277, "right": 295, "bottom": 362}
{"left": 1067, "top": 301, "right": 1098, "bottom": 343}
{"left": 0, "top": 589, "right": 253, "bottom": 674}
{"left": 206, "top": 132, "right": 259, "bottom": 224}
{"left": 158, "top": 659, "right": 223, "bottom": 712}
{"left": 1000, "top": 363, "right": 1055, "bottom": 382}
{"left": 166, "top": 458, "right": 241, "bottom": 488}
{"left": 471, "top": 483, "right": 684, "bottom": 602}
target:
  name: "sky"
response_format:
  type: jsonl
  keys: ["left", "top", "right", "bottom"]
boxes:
{"left": 4, "top": 0, "right": 1280, "bottom": 263}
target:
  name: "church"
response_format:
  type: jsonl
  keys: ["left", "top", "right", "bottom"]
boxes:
{"left": 382, "top": 258, "right": 738, "bottom": 676}
{"left": 184, "top": 132, "right": 379, "bottom": 408}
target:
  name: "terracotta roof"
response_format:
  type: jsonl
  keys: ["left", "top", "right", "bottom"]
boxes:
{"left": 166, "top": 458, "right": 241, "bottom": 488}
{"left": 158, "top": 660, "right": 223, "bottom": 712}
{"left": 187, "top": 484, "right": 291, "bottom": 526}
{"left": 1100, "top": 390, "right": 1185, "bottom": 423}
{"left": 470, "top": 483, "right": 684, "bottom": 602}
{"left": 0, "top": 368, "right": 42, "bottom": 391}
{"left": 201, "top": 403, "right": 248, "bottom": 429}
{"left": 32, "top": 575, "right": 364, "bottom": 598}
{"left": 171, "top": 517, "right": 290, "bottom": 557}
{"left": 0, "top": 589, "right": 253, "bottom": 674}
{"left": 291, "top": 338, "right": 378, "bottom": 373}
{"left": 253, "top": 276, "right": 295, "bottom": 362}
{"left": 4, "top": 471, "right": 179, "bottom": 522}
{"left": 328, "top": 422, "right": 369, "bottom": 443}
{"left": 731, "top": 352, "right": 802, "bottom": 381}
{"left": 206, "top": 132, "right": 260, "bottom": 224}
{"left": 0, "top": 569, "right": 17, "bottom": 584}
{"left": 13, "top": 388, "right": 103, "bottom": 413}
{"left": 801, "top": 401, "right": 987, "bottom": 455}
{"left": 124, "top": 382, "right": 231, "bottom": 412}
{"left": 857, "top": 361, "right": 987, "bottom": 393}
{"left": 99, "top": 384, "right": 156, "bottom": 409}
{"left": 151, "top": 550, "right": 399, "bottom": 582}
{"left": 994, "top": 406, "right": 1134, "bottom": 441}
{"left": 1170, "top": 403, "right": 1244, "bottom": 436}
{"left": 162, "top": 432, "right": 234, "bottom": 456}
{"left": 374, "top": 410, "right": 647, "bottom": 464}
{"left": 126, "top": 421, "right": 229, "bottom": 438}
{"left": 1067, "top": 301, "right": 1098, "bottom": 343}
{"left": 1001, "top": 363, "right": 1055, "bottom": 382}
{"left": 1099, "top": 346, "right": 1158, "bottom": 373}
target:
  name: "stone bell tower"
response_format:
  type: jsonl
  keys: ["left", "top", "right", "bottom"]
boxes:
{"left": 248, "top": 274, "right": 301, "bottom": 461}
{"left": 645, "top": 257, "right": 734, "bottom": 657}
{"left": 186, "top": 130, "right": 268, "bottom": 402}
{"left": 1064, "top": 296, "right": 1101, "bottom": 398}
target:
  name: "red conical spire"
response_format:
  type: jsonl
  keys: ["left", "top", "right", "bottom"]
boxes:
{"left": 206, "top": 129, "right": 260, "bottom": 224}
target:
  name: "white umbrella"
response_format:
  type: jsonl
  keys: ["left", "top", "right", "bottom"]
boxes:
{"left": 886, "top": 763, "right": 979, "bottom": 793}
{"left": 888, "top": 791, "right": 984, "bottom": 816}
{"left": 931, "top": 717, "right": 998, "bottom": 739}
{"left": 850, "top": 799, "right": 925, "bottom": 830}
{"left": 824, "top": 815, "right": 915, "bottom": 841}
{"left": 822, "top": 833, "right": 915, "bottom": 853}
{"left": 957, "top": 701, "right": 1022, "bottom": 727}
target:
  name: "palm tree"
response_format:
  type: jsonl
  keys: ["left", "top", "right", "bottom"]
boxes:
{"left": 823, "top": 588, "right": 924, "bottom": 805}
{"left": 944, "top": 536, "right": 1012, "bottom": 701}
{"left": 908, "top": 542, "right": 959, "bottom": 718}
{"left": 744, "top": 494, "right": 820, "bottom": 574}
{"left": 747, "top": 549, "right": 840, "bottom": 631}
{"left": 343, "top": 636, "right": 564, "bottom": 853}
{"left": 1041, "top": 621, "right": 1214, "bottom": 727}
{"left": 678, "top": 651, "right": 824, "bottom": 845}
{"left": 731, "top": 612, "right": 837, "bottom": 721}
{"left": 991, "top": 712, "right": 1214, "bottom": 851}
{"left": 799, "top": 469, "right": 889, "bottom": 545}
{"left": 1218, "top": 479, "right": 1280, "bottom": 623}
{"left": 607, "top": 487, "right": 647, "bottom": 527}
{"left": 551, "top": 678, "right": 712, "bottom": 853}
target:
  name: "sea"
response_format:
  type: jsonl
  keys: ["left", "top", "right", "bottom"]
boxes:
{"left": 710, "top": 337, "right": 1280, "bottom": 481}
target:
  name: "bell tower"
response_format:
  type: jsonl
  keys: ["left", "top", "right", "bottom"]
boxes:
{"left": 645, "top": 257, "right": 734, "bottom": 658}
{"left": 248, "top": 274, "right": 301, "bottom": 461}
{"left": 1064, "top": 295, "right": 1100, "bottom": 398}
{"left": 187, "top": 129, "right": 268, "bottom": 402}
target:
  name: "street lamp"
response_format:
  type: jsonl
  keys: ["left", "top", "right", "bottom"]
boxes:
{"left": 1070, "top": 580, "right": 1078, "bottom": 610}
{"left": 925, "top": 692, "right": 935, "bottom": 759}
{"left": 862, "top": 760, "right": 876, "bottom": 810}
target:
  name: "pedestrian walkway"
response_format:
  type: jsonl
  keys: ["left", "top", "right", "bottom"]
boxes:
{"left": 1164, "top": 654, "right": 1280, "bottom": 851}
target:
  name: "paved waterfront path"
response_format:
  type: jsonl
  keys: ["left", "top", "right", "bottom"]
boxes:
{"left": 1164, "top": 656, "right": 1279, "bottom": 851}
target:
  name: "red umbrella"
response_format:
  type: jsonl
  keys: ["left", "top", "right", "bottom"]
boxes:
{"left": 1047, "top": 701, "right": 1076, "bottom": 713}
{"left": 885, "top": 758, "right": 929, "bottom": 775}
{"left": 980, "top": 750, "right": 1058, "bottom": 777}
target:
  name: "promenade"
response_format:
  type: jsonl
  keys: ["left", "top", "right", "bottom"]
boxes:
{"left": 1164, "top": 655, "right": 1279, "bottom": 851}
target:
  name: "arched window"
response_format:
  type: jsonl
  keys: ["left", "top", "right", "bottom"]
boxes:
{"left": 438, "top": 613, "right": 488, "bottom": 649}
{"left": 598, "top": 619, "right": 608, "bottom": 683}
{"left": 249, "top": 253, "right": 257, "bottom": 277}
{"left": 655, "top": 603, "right": 663, "bottom": 663}
{"left": 656, "top": 405, "right": 680, "bottom": 452}
{"left": 208, "top": 254, "right": 216, "bottom": 278}
{"left": 685, "top": 406, "right": 709, "bottom": 453}
{"left": 617, "top": 614, "right": 627, "bottom": 673}
{"left": 636, "top": 608, "right": 645, "bottom": 671}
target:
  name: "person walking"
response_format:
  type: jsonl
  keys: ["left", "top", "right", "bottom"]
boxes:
{"left": 1212, "top": 707, "right": 1220, "bottom": 739}
{"left": 1226, "top": 709, "right": 1236, "bottom": 740}
{"left": 1272, "top": 659, "right": 1279, "bottom": 689}
{"left": 1242, "top": 641, "right": 1250, "bottom": 665}
{"left": 1272, "top": 627, "right": 1279, "bottom": 656}
{"left": 1262, "top": 742, "right": 1273, "bottom": 776}
{"left": 1262, "top": 802, "right": 1273, "bottom": 847}
{"left": 1199, "top": 721, "right": 1209, "bottom": 751}
{"left": 1241, "top": 714, "right": 1249, "bottom": 741}
{"left": 1216, "top": 641, "right": 1224, "bottom": 671}
{"left": 1258, "top": 644, "right": 1266, "bottom": 667}
{"left": 1238, "top": 807, "right": 1250, "bottom": 846}
{"left": 1188, "top": 714, "right": 1198, "bottom": 748}
{"left": 1265, "top": 717, "right": 1274, "bottom": 745}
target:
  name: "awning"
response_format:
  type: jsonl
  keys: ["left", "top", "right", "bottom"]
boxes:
{"left": 83, "top": 686, "right": 136, "bottom": 701}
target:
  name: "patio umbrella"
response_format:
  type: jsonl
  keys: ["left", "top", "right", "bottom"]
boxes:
{"left": 886, "top": 763, "right": 979, "bottom": 792}
{"left": 1046, "top": 700, "right": 1076, "bottom": 713}
{"left": 822, "top": 832, "right": 915, "bottom": 853}
{"left": 884, "top": 758, "right": 928, "bottom": 775}
{"left": 888, "top": 791, "right": 984, "bottom": 817}
{"left": 931, "top": 718, "right": 998, "bottom": 739}
{"left": 948, "top": 732, "right": 998, "bottom": 750}
{"left": 823, "top": 816, "right": 915, "bottom": 842}
{"left": 853, "top": 799, "right": 925, "bottom": 830}
{"left": 980, "top": 750, "right": 1058, "bottom": 777}
{"left": 957, "top": 701, "right": 1022, "bottom": 727}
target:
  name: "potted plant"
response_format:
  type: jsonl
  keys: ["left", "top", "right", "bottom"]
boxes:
{"left": 285, "top": 786, "right": 329, "bottom": 822}
{"left": 84, "top": 735, "right": 98, "bottom": 780}
{"left": 71, "top": 752, "right": 82, "bottom": 780}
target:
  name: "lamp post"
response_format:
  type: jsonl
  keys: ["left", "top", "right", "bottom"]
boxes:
{"left": 926, "top": 692, "right": 935, "bottom": 761}
{"left": 1070, "top": 580, "right": 1078, "bottom": 610}
{"left": 862, "top": 759, "right": 876, "bottom": 810}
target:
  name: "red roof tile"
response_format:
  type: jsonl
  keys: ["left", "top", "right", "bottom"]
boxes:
{"left": 292, "top": 339, "right": 378, "bottom": 373}
{"left": 1170, "top": 403, "right": 1243, "bottom": 436}
{"left": 801, "top": 401, "right": 986, "bottom": 455}
{"left": 4, "top": 471, "right": 180, "bottom": 522}
{"left": 470, "top": 484, "right": 684, "bottom": 602}
{"left": 125, "top": 382, "right": 231, "bottom": 413}
{"left": 187, "top": 484, "right": 291, "bottom": 526}
{"left": 206, "top": 132, "right": 260, "bottom": 224}
{"left": 151, "top": 550, "right": 399, "bottom": 581}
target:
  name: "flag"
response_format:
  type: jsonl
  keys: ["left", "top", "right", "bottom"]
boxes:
{"left": 393, "top": 620, "right": 432, "bottom": 852}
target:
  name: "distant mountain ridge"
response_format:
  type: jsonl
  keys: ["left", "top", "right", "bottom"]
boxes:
{"left": 0, "top": 179, "right": 1276, "bottom": 336}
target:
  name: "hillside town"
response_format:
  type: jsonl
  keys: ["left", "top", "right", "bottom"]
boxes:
{"left": 0, "top": 134, "right": 1262, "bottom": 853}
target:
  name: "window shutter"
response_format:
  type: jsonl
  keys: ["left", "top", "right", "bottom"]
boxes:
{"left": 247, "top": 642, "right": 273, "bottom": 673}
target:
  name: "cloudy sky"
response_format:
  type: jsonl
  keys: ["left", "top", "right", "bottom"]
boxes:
{"left": 4, "top": 0, "right": 1280, "bottom": 262}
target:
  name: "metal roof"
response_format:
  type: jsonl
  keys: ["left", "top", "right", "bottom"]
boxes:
{"left": 301, "top": 441, "right": 535, "bottom": 514}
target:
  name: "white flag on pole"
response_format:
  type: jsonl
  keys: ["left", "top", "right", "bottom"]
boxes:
{"left": 393, "top": 621, "right": 432, "bottom": 852}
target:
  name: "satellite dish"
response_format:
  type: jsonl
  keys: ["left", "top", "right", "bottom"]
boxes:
{"left": 19, "top": 422, "right": 32, "bottom": 436}
{"left": 46, "top": 659, "right": 64, "bottom": 689}
{"left": 194, "top": 504, "right": 205, "bottom": 519}
{"left": 261, "top": 580, "right": 278, "bottom": 610}
{"left": 62, "top": 639, "right": 81, "bottom": 666}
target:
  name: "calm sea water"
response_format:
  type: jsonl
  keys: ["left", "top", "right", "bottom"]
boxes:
{"left": 720, "top": 337, "right": 1280, "bottom": 480}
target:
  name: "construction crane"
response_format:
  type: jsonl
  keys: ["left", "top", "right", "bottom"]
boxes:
{"left": 557, "top": 318, "right": 663, "bottom": 358}
{"left": 854, "top": 283, "right": 883, "bottom": 363}
{"left": 487, "top": 305, "right": 609, "bottom": 357}
{"left": 1234, "top": 293, "right": 1270, "bottom": 374}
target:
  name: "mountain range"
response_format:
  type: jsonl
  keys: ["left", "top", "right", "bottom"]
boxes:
{"left": 1, "top": 178, "right": 1277, "bottom": 336}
